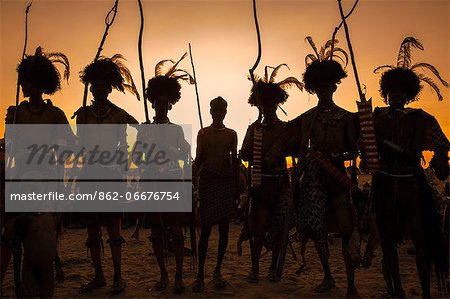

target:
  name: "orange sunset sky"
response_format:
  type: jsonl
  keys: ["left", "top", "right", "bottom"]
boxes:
{"left": 1, "top": 0, "right": 449, "bottom": 159}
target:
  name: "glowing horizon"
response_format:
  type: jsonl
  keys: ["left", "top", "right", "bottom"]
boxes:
{"left": 1, "top": 0, "right": 449, "bottom": 162}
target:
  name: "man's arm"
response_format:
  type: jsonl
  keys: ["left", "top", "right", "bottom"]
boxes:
{"left": 231, "top": 130, "right": 238, "bottom": 168}
{"left": 427, "top": 116, "right": 449, "bottom": 181}
{"left": 240, "top": 124, "right": 254, "bottom": 163}
{"left": 192, "top": 129, "right": 204, "bottom": 176}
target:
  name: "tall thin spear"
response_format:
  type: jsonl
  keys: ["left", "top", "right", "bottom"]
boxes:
{"left": 188, "top": 43, "right": 203, "bottom": 129}
{"left": 137, "top": 0, "right": 149, "bottom": 123}
{"left": 82, "top": 0, "right": 119, "bottom": 123}
{"left": 336, "top": 0, "right": 379, "bottom": 174}
{"left": 13, "top": 1, "right": 33, "bottom": 124}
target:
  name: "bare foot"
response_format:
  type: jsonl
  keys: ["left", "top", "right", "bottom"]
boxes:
{"left": 79, "top": 276, "right": 106, "bottom": 293}
{"left": 345, "top": 287, "right": 361, "bottom": 299}
{"left": 361, "top": 249, "right": 375, "bottom": 269}
{"left": 247, "top": 271, "right": 260, "bottom": 283}
{"left": 174, "top": 276, "right": 185, "bottom": 294}
{"left": 110, "top": 278, "right": 126, "bottom": 295}
{"left": 154, "top": 273, "right": 169, "bottom": 291}
{"left": 295, "top": 262, "right": 309, "bottom": 274}
{"left": 267, "top": 269, "right": 280, "bottom": 282}
{"left": 131, "top": 230, "right": 139, "bottom": 240}
{"left": 237, "top": 241, "right": 243, "bottom": 256}
{"left": 213, "top": 272, "right": 226, "bottom": 289}
{"left": 192, "top": 278, "right": 205, "bottom": 293}
{"left": 55, "top": 265, "right": 65, "bottom": 284}
{"left": 314, "top": 278, "right": 335, "bottom": 293}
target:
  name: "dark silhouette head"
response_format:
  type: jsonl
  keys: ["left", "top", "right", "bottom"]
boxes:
{"left": 374, "top": 37, "right": 449, "bottom": 103}
{"left": 18, "top": 47, "right": 69, "bottom": 97}
{"left": 210, "top": 96, "right": 227, "bottom": 123}
{"left": 146, "top": 52, "right": 194, "bottom": 116}
{"left": 380, "top": 68, "right": 421, "bottom": 107}
{"left": 246, "top": 64, "right": 302, "bottom": 119}
{"left": 302, "top": 60, "right": 347, "bottom": 95}
{"left": 80, "top": 55, "right": 139, "bottom": 102}
{"left": 146, "top": 76, "right": 181, "bottom": 110}
{"left": 248, "top": 81, "right": 287, "bottom": 113}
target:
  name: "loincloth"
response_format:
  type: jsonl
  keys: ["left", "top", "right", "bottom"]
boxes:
{"left": 198, "top": 165, "right": 237, "bottom": 227}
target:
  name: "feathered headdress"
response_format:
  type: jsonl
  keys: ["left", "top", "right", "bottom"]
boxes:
{"left": 374, "top": 37, "right": 449, "bottom": 103}
{"left": 302, "top": 36, "right": 348, "bottom": 94}
{"left": 146, "top": 52, "right": 194, "bottom": 106}
{"left": 17, "top": 46, "right": 70, "bottom": 95}
{"left": 80, "top": 54, "right": 140, "bottom": 100}
{"left": 304, "top": 36, "right": 348, "bottom": 67}
{"left": 248, "top": 64, "right": 303, "bottom": 106}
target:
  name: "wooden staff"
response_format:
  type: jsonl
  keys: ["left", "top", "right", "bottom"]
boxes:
{"left": 13, "top": 1, "right": 33, "bottom": 124}
{"left": 330, "top": 0, "right": 359, "bottom": 60}
{"left": 249, "top": 0, "right": 263, "bottom": 123}
{"left": 137, "top": 0, "right": 149, "bottom": 123}
{"left": 248, "top": 0, "right": 263, "bottom": 189}
{"left": 188, "top": 43, "right": 203, "bottom": 129}
{"left": 82, "top": 0, "right": 119, "bottom": 123}
{"left": 336, "top": 1, "right": 379, "bottom": 241}
{"left": 337, "top": 0, "right": 364, "bottom": 100}
{"left": 275, "top": 156, "right": 298, "bottom": 279}
{"left": 243, "top": 0, "right": 264, "bottom": 270}
{"left": 337, "top": 0, "right": 379, "bottom": 174}
{"left": 10, "top": 3, "right": 33, "bottom": 298}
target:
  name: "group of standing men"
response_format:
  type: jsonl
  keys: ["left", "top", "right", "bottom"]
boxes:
{"left": 1, "top": 35, "right": 449, "bottom": 299}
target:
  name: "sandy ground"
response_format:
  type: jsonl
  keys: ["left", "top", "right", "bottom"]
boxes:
{"left": 2, "top": 223, "right": 444, "bottom": 299}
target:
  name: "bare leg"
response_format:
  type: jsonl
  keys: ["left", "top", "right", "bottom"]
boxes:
{"left": 381, "top": 241, "right": 404, "bottom": 297}
{"left": 79, "top": 225, "right": 105, "bottom": 293}
{"left": 296, "top": 234, "right": 309, "bottom": 274}
{"left": 54, "top": 252, "right": 64, "bottom": 283}
{"left": 248, "top": 236, "right": 263, "bottom": 283}
{"left": 21, "top": 262, "right": 39, "bottom": 298}
{"left": 197, "top": 225, "right": 212, "bottom": 279}
{"left": 362, "top": 216, "right": 380, "bottom": 269}
{"left": 382, "top": 257, "right": 394, "bottom": 296}
{"left": 215, "top": 218, "right": 229, "bottom": 274}
{"left": 314, "top": 236, "right": 335, "bottom": 292}
{"left": 214, "top": 218, "right": 230, "bottom": 288}
{"left": 410, "top": 205, "right": 430, "bottom": 298}
{"left": 248, "top": 207, "right": 271, "bottom": 283}
{"left": 131, "top": 212, "right": 144, "bottom": 240}
{"left": 342, "top": 237, "right": 359, "bottom": 298}
{"left": 107, "top": 218, "right": 126, "bottom": 295}
{"left": 333, "top": 192, "right": 360, "bottom": 298}
{"left": 169, "top": 226, "right": 185, "bottom": 294}
{"left": 38, "top": 268, "right": 55, "bottom": 298}
{"left": 268, "top": 238, "right": 281, "bottom": 282}
{"left": 150, "top": 227, "right": 168, "bottom": 291}
{"left": 1, "top": 220, "right": 15, "bottom": 287}
{"left": 415, "top": 247, "right": 431, "bottom": 298}
{"left": 192, "top": 225, "right": 212, "bottom": 293}
{"left": 237, "top": 225, "right": 248, "bottom": 256}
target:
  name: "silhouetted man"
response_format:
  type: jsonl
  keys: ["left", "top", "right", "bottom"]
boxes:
{"left": 75, "top": 55, "right": 138, "bottom": 295}
{"left": 371, "top": 37, "right": 449, "bottom": 298}
{"left": 267, "top": 41, "right": 360, "bottom": 297}
{"left": 137, "top": 55, "right": 192, "bottom": 294}
{"left": 2, "top": 47, "right": 72, "bottom": 298}
{"left": 192, "top": 97, "right": 238, "bottom": 292}
{"left": 241, "top": 65, "right": 302, "bottom": 283}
